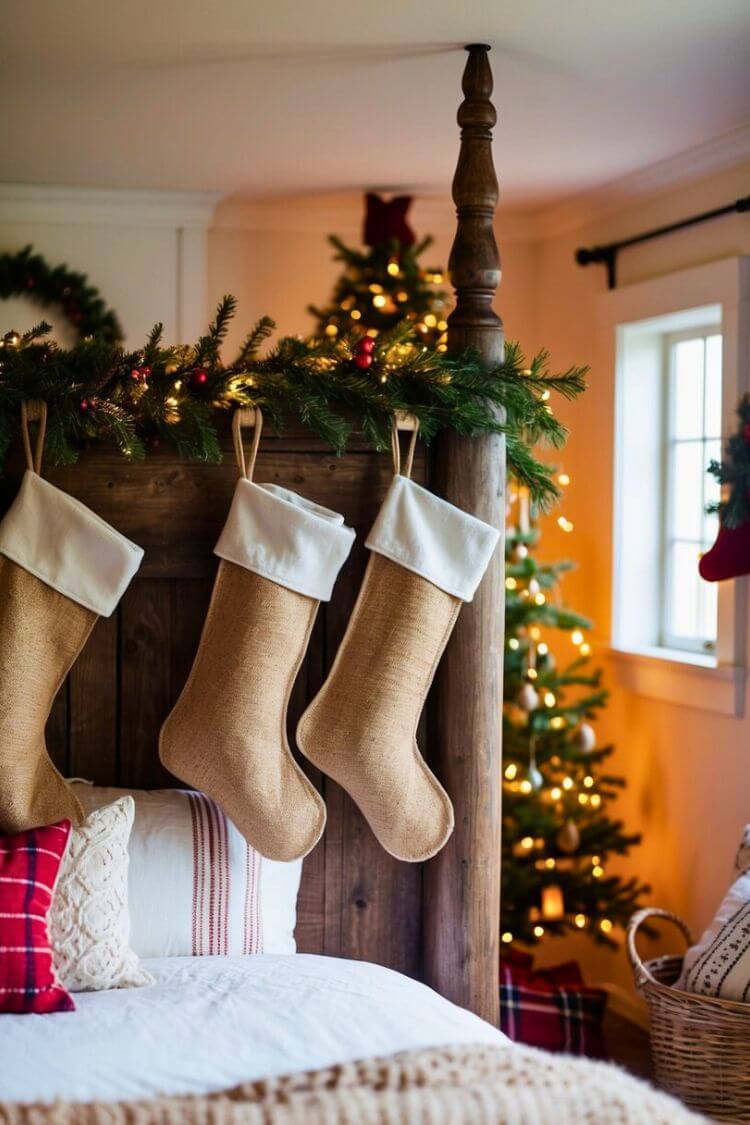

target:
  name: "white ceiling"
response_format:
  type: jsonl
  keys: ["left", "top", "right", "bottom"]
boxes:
{"left": 2, "top": 0, "right": 749, "bottom": 208}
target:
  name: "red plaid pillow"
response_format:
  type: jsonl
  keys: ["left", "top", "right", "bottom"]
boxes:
{"left": 0, "top": 820, "right": 75, "bottom": 1014}
{"left": 500, "top": 950, "right": 607, "bottom": 1057}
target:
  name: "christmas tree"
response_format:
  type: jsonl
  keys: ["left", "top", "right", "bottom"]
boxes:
{"left": 502, "top": 486, "right": 648, "bottom": 948}
{"left": 307, "top": 193, "right": 641, "bottom": 948}
{"left": 307, "top": 193, "right": 449, "bottom": 347}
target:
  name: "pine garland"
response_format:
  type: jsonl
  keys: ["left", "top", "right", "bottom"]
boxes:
{"left": 0, "top": 298, "right": 587, "bottom": 508}
{"left": 0, "top": 246, "right": 123, "bottom": 343}
{"left": 707, "top": 393, "right": 750, "bottom": 527}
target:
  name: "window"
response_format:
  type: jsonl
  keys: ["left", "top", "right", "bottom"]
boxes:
{"left": 661, "top": 326, "right": 721, "bottom": 655}
{"left": 600, "top": 257, "right": 749, "bottom": 715}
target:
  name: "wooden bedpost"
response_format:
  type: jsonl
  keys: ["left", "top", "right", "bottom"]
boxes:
{"left": 424, "top": 43, "right": 505, "bottom": 1025}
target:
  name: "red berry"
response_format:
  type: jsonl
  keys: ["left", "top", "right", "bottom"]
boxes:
{"left": 192, "top": 368, "right": 208, "bottom": 385}
{"left": 130, "top": 368, "right": 141, "bottom": 380}
{"left": 141, "top": 365, "right": 152, "bottom": 379}
{"left": 359, "top": 337, "right": 375, "bottom": 353}
{"left": 80, "top": 399, "right": 90, "bottom": 412}
{"left": 355, "top": 353, "right": 373, "bottom": 370}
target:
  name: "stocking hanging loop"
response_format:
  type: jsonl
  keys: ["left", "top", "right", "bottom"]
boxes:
{"left": 20, "top": 401, "right": 47, "bottom": 476}
{"left": 232, "top": 407, "right": 263, "bottom": 481}
{"left": 391, "top": 412, "right": 420, "bottom": 480}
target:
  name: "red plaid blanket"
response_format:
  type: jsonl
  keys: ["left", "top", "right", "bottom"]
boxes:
{"left": 500, "top": 950, "right": 607, "bottom": 1057}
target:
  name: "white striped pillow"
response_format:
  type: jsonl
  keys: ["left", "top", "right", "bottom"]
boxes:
{"left": 677, "top": 825, "right": 750, "bottom": 1001}
{"left": 70, "top": 784, "right": 301, "bottom": 959}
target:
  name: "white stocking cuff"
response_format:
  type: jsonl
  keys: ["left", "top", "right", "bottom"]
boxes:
{"left": 214, "top": 479, "right": 355, "bottom": 601}
{"left": 365, "top": 475, "right": 500, "bottom": 602}
{"left": 0, "top": 471, "right": 144, "bottom": 617}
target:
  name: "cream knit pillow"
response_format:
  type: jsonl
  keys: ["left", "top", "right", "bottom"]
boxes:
{"left": 50, "top": 797, "right": 153, "bottom": 992}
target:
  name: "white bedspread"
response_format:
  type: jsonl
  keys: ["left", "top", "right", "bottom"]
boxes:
{"left": 0, "top": 954, "right": 507, "bottom": 1104}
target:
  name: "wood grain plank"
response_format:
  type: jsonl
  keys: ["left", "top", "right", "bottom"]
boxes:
{"left": 119, "top": 580, "right": 173, "bottom": 789}
{"left": 68, "top": 613, "right": 118, "bottom": 783}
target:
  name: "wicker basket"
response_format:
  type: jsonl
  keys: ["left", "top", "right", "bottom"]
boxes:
{"left": 628, "top": 907, "right": 750, "bottom": 1121}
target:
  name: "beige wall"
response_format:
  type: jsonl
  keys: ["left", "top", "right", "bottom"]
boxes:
{"left": 526, "top": 158, "right": 750, "bottom": 996}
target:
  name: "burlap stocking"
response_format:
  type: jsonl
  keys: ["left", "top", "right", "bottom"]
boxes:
{"left": 0, "top": 404, "right": 143, "bottom": 833}
{"left": 297, "top": 422, "right": 499, "bottom": 862}
{"left": 159, "top": 409, "right": 355, "bottom": 862}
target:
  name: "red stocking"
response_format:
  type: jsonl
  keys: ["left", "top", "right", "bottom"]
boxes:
{"left": 699, "top": 522, "right": 750, "bottom": 582}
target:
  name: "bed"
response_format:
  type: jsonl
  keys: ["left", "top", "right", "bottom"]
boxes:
{"left": 0, "top": 46, "right": 702, "bottom": 1125}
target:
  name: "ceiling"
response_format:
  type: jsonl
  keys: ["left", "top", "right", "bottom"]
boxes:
{"left": 1, "top": 0, "right": 749, "bottom": 209}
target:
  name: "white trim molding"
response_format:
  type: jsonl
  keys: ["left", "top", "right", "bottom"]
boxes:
{"left": 0, "top": 184, "right": 221, "bottom": 229}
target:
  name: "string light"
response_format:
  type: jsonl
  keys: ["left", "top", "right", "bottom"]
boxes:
{"left": 574, "top": 914, "right": 586, "bottom": 928}
{"left": 592, "top": 865, "right": 604, "bottom": 878}
{"left": 578, "top": 793, "right": 589, "bottom": 805}
{"left": 558, "top": 473, "right": 570, "bottom": 486}
{"left": 506, "top": 577, "right": 518, "bottom": 590}
{"left": 549, "top": 787, "right": 562, "bottom": 800}
{"left": 550, "top": 716, "right": 565, "bottom": 730}
{"left": 537, "top": 642, "right": 548, "bottom": 656}
{"left": 521, "top": 836, "right": 534, "bottom": 850}
{"left": 424, "top": 313, "right": 437, "bottom": 328}
{"left": 533, "top": 925, "right": 545, "bottom": 938}
{"left": 519, "top": 780, "right": 533, "bottom": 794}
{"left": 508, "top": 637, "right": 519, "bottom": 650}
{"left": 372, "top": 294, "right": 387, "bottom": 309}
{"left": 369, "top": 283, "right": 383, "bottom": 294}
{"left": 529, "top": 626, "right": 541, "bottom": 640}
{"left": 557, "top": 516, "right": 574, "bottom": 533}
{"left": 543, "top": 691, "right": 556, "bottom": 707}
{"left": 505, "top": 763, "right": 518, "bottom": 780}
{"left": 545, "top": 857, "right": 556, "bottom": 869}
{"left": 562, "top": 777, "right": 574, "bottom": 790}
{"left": 571, "top": 630, "right": 584, "bottom": 646}
{"left": 590, "top": 794, "right": 602, "bottom": 808}
{"left": 534, "top": 592, "right": 546, "bottom": 605}
{"left": 600, "top": 919, "right": 613, "bottom": 934}
{"left": 579, "top": 642, "right": 591, "bottom": 656}
{"left": 350, "top": 309, "right": 362, "bottom": 320}
{"left": 527, "top": 667, "right": 538, "bottom": 680}
{"left": 502, "top": 931, "right": 513, "bottom": 944}
{"left": 325, "top": 324, "right": 338, "bottom": 337}
{"left": 387, "top": 261, "right": 400, "bottom": 276}
{"left": 583, "top": 776, "right": 594, "bottom": 788}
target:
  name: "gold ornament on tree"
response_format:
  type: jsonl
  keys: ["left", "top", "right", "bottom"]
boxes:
{"left": 575, "top": 722, "right": 596, "bottom": 753}
{"left": 556, "top": 819, "right": 581, "bottom": 854}
{"left": 516, "top": 682, "right": 539, "bottom": 712}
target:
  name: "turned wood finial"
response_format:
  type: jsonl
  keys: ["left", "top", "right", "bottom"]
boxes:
{"left": 447, "top": 44, "right": 503, "bottom": 367}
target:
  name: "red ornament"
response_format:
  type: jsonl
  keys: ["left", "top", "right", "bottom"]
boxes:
{"left": 355, "top": 353, "right": 373, "bottom": 370}
{"left": 192, "top": 368, "right": 208, "bottom": 386}
{"left": 80, "top": 398, "right": 90, "bottom": 412}
{"left": 130, "top": 369, "right": 142, "bottom": 381}
{"left": 359, "top": 337, "right": 375, "bottom": 354}
{"left": 141, "top": 365, "right": 152, "bottom": 379}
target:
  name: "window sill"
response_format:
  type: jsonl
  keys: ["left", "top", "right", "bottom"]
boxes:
{"left": 607, "top": 646, "right": 746, "bottom": 717}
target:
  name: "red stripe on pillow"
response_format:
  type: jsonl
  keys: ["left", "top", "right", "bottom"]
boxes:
{"left": 0, "top": 821, "right": 75, "bottom": 1014}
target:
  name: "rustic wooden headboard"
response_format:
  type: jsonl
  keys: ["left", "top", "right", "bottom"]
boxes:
{"left": 0, "top": 45, "right": 505, "bottom": 1024}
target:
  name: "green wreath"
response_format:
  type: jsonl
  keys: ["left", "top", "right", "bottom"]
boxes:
{"left": 0, "top": 245, "right": 123, "bottom": 343}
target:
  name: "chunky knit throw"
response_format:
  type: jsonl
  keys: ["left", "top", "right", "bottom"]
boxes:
{"left": 0, "top": 1042, "right": 706, "bottom": 1124}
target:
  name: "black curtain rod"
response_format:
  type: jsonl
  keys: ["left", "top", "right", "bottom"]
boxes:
{"left": 575, "top": 194, "right": 750, "bottom": 289}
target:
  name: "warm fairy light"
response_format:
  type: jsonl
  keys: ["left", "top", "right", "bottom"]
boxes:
{"left": 543, "top": 691, "right": 556, "bottom": 707}
{"left": 557, "top": 517, "right": 574, "bottom": 533}
{"left": 600, "top": 919, "right": 613, "bottom": 934}
{"left": 529, "top": 626, "right": 541, "bottom": 640}
{"left": 571, "top": 630, "right": 584, "bottom": 646}
{"left": 350, "top": 309, "right": 362, "bottom": 320}
{"left": 583, "top": 776, "right": 594, "bottom": 788}
{"left": 541, "top": 390, "right": 551, "bottom": 402}
{"left": 508, "top": 637, "right": 519, "bottom": 650}
{"left": 372, "top": 294, "right": 387, "bottom": 308}
{"left": 592, "top": 865, "right": 604, "bottom": 878}
{"left": 522, "top": 368, "right": 532, "bottom": 377}
{"left": 437, "top": 343, "right": 448, "bottom": 353}
{"left": 541, "top": 885, "right": 564, "bottom": 919}
{"left": 438, "top": 320, "right": 448, "bottom": 331}
{"left": 521, "top": 836, "right": 534, "bottom": 850}
{"left": 502, "top": 931, "right": 513, "bottom": 944}
{"left": 578, "top": 793, "right": 589, "bottom": 805}
{"left": 590, "top": 794, "right": 601, "bottom": 808}
{"left": 534, "top": 593, "right": 546, "bottom": 606}
{"left": 325, "top": 324, "right": 338, "bottom": 336}
{"left": 506, "top": 577, "right": 518, "bottom": 590}
{"left": 574, "top": 914, "right": 586, "bottom": 929}
{"left": 396, "top": 291, "right": 409, "bottom": 302}
{"left": 562, "top": 777, "right": 573, "bottom": 791}
{"left": 533, "top": 925, "right": 545, "bottom": 938}
{"left": 550, "top": 787, "right": 562, "bottom": 800}
{"left": 592, "top": 856, "right": 601, "bottom": 865}
{"left": 166, "top": 396, "right": 178, "bottom": 407}
{"left": 527, "top": 667, "right": 538, "bottom": 680}
{"left": 579, "top": 642, "right": 591, "bottom": 656}
{"left": 369, "top": 283, "right": 383, "bottom": 294}
{"left": 424, "top": 313, "right": 437, "bottom": 328}
{"left": 505, "top": 764, "right": 518, "bottom": 780}
{"left": 558, "top": 473, "right": 570, "bottom": 486}
{"left": 387, "top": 261, "right": 400, "bottom": 276}
{"left": 379, "top": 374, "right": 388, "bottom": 384}
{"left": 537, "top": 642, "right": 548, "bottom": 656}
{"left": 173, "top": 379, "right": 183, "bottom": 390}
{"left": 550, "top": 717, "right": 565, "bottom": 730}
{"left": 366, "top": 329, "right": 378, "bottom": 338}
{"left": 519, "top": 780, "right": 533, "bottom": 795}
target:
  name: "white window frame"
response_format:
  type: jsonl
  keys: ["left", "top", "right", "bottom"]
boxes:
{"left": 598, "top": 257, "right": 750, "bottom": 716}
{"left": 660, "top": 323, "right": 722, "bottom": 655}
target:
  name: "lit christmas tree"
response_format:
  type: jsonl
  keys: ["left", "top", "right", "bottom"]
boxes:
{"left": 501, "top": 484, "right": 649, "bottom": 948}
{"left": 307, "top": 193, "right": 449, "bottom": 347}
